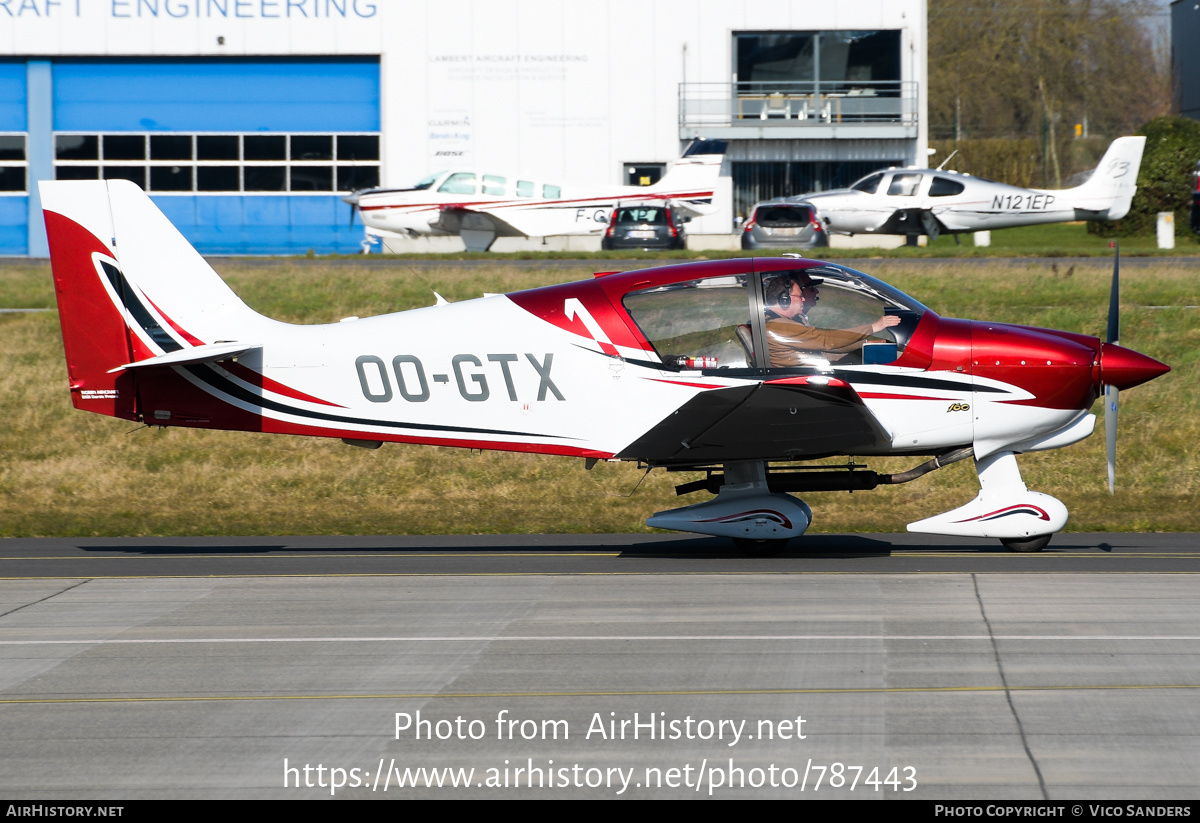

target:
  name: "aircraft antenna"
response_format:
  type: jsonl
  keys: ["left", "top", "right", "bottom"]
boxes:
{"left": 622, "top": 467, "right": 653, "bottom": 497}
{"left": 935, "top": 149, "right": 959, "bottom": 171}
{"left": 397, "top": 261, "right": 449, "bottom": 307}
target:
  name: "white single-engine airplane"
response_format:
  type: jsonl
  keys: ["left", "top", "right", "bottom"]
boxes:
{"left": 343, "top": 139, "right": 727, "bottom": 251}
{"left": 42, "top": 180, "right": 1168, "bottom": 553}
{"left": 799, "top": 136, "right": 1146, "bottom": 242}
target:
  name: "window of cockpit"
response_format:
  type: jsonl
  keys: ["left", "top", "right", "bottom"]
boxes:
{"left": 759, "top": 265, "right": 925, "bottom": 368}
{"left": 516, "top": 180, "right": 535, "bottom": 197}
{"left": 438, "top": 173, "right": 476, "bottom": 195}
{"left": 851, "top": 172, "right": 884, "bottom": 194}
{"left": 414, "top": 172, "right": 442, "bottom": 191}
{"left": 622, "top": 275, "right": 754, "bottom": 369}
{"left": 543, "top": 184, "right": 561, "bottom": 198}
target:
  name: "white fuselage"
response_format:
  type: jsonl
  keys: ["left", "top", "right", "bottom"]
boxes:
{"left": 354, "top": 174, "right": 639, "bottom": 238}
{"left": 348, "top": 146, "right": 725, "bottom": 241}
{"left": 166, "top": 294, "right": 1084, "bottom": 462}
{"left": 800, "top": 136, "right": 1144, "bottom": 237}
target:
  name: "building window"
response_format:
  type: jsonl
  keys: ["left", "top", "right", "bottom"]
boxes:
{"left": 625, "top": 163, "right": 666, "bottom": 186}
{"left": 53, "top": 133, "right": 380, "bottom": 194}
{"left": 734, "top": 31, "right": 901, "bottom": 89}
{"left": 0, "top": 135, "right": 27, "bottom": 194}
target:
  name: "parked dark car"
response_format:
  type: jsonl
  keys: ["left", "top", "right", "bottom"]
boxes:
{"left": 741, "top": 202, "right": 827, "bottom": 250}
{"left": 601, "top": 205, "right": 686, "bottom": 250}
{"left": 1191, "top": 160, "right": 1200, "bottom": 236}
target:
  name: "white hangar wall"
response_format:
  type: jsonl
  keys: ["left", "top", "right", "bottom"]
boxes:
{"left": 1, "top": 0, "right": 926, "bottom": 252}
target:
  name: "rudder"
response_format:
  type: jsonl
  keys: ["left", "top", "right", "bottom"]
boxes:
{"left": 1060, "top": 136, "right": 1146, "bottom": 220}
{"left": 40, "top": 180, "right": 266, "bottom": 421}
{"left": 43, "top": 182, "right": 138, "bottom": 419}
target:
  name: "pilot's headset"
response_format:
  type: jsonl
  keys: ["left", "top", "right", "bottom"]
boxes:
{"left": 765, "top": 276, "right": 795, "bottom": 312}
{"left": 766, "top": 273, "right": 822, "bottom": 313}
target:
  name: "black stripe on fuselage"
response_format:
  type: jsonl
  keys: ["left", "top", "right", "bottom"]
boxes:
{"left": 105, "top": 260, "right": 570, "bottom": 441}
{"left": 181, "top": 363, "right": 571, "bottom": 441}
{"left": 834, "top": 370, "right": 1008, "bottom": 394}
{"left": 572, "top": 345, "right": 1007, "bottom": 394}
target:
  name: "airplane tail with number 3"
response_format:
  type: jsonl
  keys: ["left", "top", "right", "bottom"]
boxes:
{"left": 1051, "top": 135, "right": 1145, "bottom": 220}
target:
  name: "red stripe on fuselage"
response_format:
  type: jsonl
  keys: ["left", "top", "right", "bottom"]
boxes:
{"left": 221, "top": 361, "right": 346, "bottom": 409}
{"left": 138, "top": 366, "right": 614, "bottom": 458}
{"left": 645, "top": 379, "right": 717, "bottom": 390}
{"left": 143, "top": 294, "right": 206, "bottom": 347}
{"left": 857, "top": 392, "right": 945, "bottom": 401}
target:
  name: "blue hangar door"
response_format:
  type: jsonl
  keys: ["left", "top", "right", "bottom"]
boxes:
{"left": 25, "top": 58, "right": 380, "bottom": 255}
{"left": 0, "top": 62, "right": 31, "bottom": 255}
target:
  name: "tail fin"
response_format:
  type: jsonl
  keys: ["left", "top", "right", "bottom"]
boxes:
{"left": 647, "top": 138, "right": 728, "bottom": 216}
{"left": 1056, "top": 136, "right": 1146, "bottom": 220}
{"left": 40, "top": 180, "right": 267, "bottom": 420}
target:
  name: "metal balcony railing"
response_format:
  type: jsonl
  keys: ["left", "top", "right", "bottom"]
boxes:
{"left": 679, "top": 81, "right": 918, "bottom": 129}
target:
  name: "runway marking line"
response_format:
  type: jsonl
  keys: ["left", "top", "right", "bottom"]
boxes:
{"left": 0, "top": 552, "right": 624, "bottom": 561}
{"left": 4, "top": 569, "right": 1200, "bottom": 581}
{"left": 3, "top": 634, "right": 1200, "bottom": 645}
{"left": 4, "top": 552, "right": 1200, "bottom": 561}
{"left": 3, "top": 683, "right": 1200, "bottom": 706}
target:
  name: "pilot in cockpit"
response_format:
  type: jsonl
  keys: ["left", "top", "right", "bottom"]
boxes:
{"left": 764, "top": 272, "right": 901, "bottom": 367}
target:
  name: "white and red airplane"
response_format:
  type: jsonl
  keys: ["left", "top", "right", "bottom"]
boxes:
{"left": 42, "top": 180, "right": 1168, "bottom": 553}
{"left": 343, "top": 139, "right": 727, "bottom": 251}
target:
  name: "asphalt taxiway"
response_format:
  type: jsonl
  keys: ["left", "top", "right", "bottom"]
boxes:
{"left": 2, "top": 533, "right": 1199, "bottom": 799}
{"left": 3, "top": 532, "right": 1199, "bottom": 578}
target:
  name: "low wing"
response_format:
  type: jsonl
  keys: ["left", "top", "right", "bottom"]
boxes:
{"left": 433, "top": 206, "right": 529, "bottom": 238}
{"left": 665, "top": 194, "right": 717, "bottom": 218}
{"left": 434, "top": 202, "right": 614, "bottom": 239}
{"left": 616, "top": 377, "right": 892, "bottom": 465}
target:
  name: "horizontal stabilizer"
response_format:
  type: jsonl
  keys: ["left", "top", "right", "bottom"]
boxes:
{"left": 108, "top": 341, "right": 261, "bottom": 373}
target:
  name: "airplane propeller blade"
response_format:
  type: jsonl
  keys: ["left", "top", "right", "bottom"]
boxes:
{"left": 1107, "top": 243, "right": 1120, "bottom": 346}
{"left": 1105, "top": 243, "right": 1119, "bottom": 494}
{"left": 343, "top": 191, "right": 360, "bottom": 228}
{"left": 1106, "top": 384, "right": 1117, "bottom": 495}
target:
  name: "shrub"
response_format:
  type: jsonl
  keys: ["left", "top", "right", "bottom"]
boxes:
{"left": 1088, "top": 116, "right": 1200, "bottom": 238}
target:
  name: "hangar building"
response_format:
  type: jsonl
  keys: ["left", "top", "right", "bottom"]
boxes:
{"left": 1173, "top": 0, "right": 1200, "bottom": 121}
{"left": 1, "top": 0, "right": 927, "bottom": 255}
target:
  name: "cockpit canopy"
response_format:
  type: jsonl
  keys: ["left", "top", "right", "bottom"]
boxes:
{"left": 849, "top": 170, "right": 973, "bottom": 198}
{"left": 621, "top": 262, "right": 927, "bottom": 370}
{"left": 410, "top": 171, "right": 562, "bottom": 199}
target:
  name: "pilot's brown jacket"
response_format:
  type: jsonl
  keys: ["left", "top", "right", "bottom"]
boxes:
{"left": 765, "top": 316, "right": 874, "bottom": 367}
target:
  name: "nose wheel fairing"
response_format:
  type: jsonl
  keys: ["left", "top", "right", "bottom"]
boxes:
{"left": 907, "top": 451, "right": 1067, "bottom": 543}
